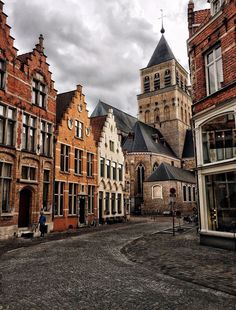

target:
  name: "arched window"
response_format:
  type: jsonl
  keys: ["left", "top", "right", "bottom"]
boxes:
{"left": 153, "top": 162, "right": 159, "bottom": 171}
{"left": 154, "top": 108, "right": 160, "bottom": 123}
{"left": 137, "top": 164, "right": 145, "bottom": 195}
{"left": 164, "top": 106, "right": 170, "bottom": 120}
{"left": 143, "top": 76, "right": 150, "bottom": 93}
{"left": 152, "top": 185, "right": 162, "bottom": 199}
{"left": 154, "top": 73, "right": 160, "bottom": 90}
{"left": 164, "top": 70, "right": 171, "bottom": 87}
{"left": 145, "top": 110, "right": 150, "bottom": 123}
{"left": 202, "top": 113, "right": 235, "bottom": 163}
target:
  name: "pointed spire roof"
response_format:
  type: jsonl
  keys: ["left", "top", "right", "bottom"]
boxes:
{"left": 147, "top": 34, "right": 175, "bottom": 68}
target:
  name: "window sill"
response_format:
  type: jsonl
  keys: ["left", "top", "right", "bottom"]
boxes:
{"left": 68, "top": 214, "right": 77, "bottom": 217}
{"left": 74, "top": 136, "right": 84, "bottom": 141}
{"left": 0, "top": 144, "right": 16, "bottom": 149}
{"left": 0, "top": 212, "right": 15, "bottom": 218}
{"left": 60, "top": 171, "right": 70, "bottom": 175}
{"left": 74, "top": 173, "right": 83, "bottom": 177}
{"left": 53, "top": 215, "right": 64, "bottom": 218}
{"left": 19, "top": 179, "right": 38, "bottom": 184}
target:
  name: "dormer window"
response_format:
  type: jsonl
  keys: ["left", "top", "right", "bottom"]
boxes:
{"left": 32, "top": 74, "right": 47, "bottom": 108}
{"left": 210, "top": 0, "right": 222, "bottom": 15}
{"left": 164, "top": 70, "right": 171, "bottom": 87}
{"left": 143, "top": 76, "right": 150, "bottom": 93}
{"left": 0, "top": 59, "right": 6, "bottom": 89}
{"left": 154, "top": 73, "right": 160, "bottom": 90}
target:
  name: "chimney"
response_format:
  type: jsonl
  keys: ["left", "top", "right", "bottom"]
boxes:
{"left": 35, "top": 34, "right": 44, "bottom": 53}
{"left": 188, "top": 0, "right": 195, "bottom": 37}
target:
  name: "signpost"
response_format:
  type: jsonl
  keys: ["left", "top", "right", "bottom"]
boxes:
{"left": 169, "top": 188, "right": 176, "bottom": 236}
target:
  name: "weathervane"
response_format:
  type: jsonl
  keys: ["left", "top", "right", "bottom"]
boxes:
{"left": 159, "top": 9, "right": 166, "bottom": 34}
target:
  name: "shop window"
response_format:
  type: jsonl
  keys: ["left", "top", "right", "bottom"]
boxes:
{"left": 205, "top": 45, "right": 223, "bottom": 95}
{"left": 202, "top": 113, "right": 236, "bottom": 164}
{"left": 54, "top": 181, "right": 64, "bottom": 216}
{"left": 0, "top": 104, "right": 16, "bottom": 147}
{"left": 205, "top": 171, "right": 236, "bottom": 232}
{"left": 0, "top": 162, "right": 12, "bottom": 213}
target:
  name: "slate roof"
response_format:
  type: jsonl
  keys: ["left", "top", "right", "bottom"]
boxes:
{"left": 122, "top": 121, "right": 177, "bottom": 158}
{"left": 90, "top": 115, "right": 107, "bottom": 144}
{"left": 147, "top": 35, "right": 175, "bottom": 68}
{"left": 146, "top": 163, "right": 196, "bottom": 184}
{"left": 91, "top": 100, "right": 137, "bottom": 135}
{"left": 182, "top": 129, "right": 194, "bottom": 158}
{"left": 56, "top": 90, "right": 75, "bottom": 123}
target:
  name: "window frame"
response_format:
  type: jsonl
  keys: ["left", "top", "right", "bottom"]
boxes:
{"left": 0, "top": 59, "right": 6, "bottom": 89}
{"left": 74, "top": 149, "right": 83, "bottom": 175}
{"left": 68, "top": 183, "right": 78, "bottom": 215}
{"left": 87, "top": 153, "right": 94, "bottom": 177}
{"left": 0, "top": 162, "right": 12, "bottom": 213}
{"left": 60, "top": 144, "right": 70, "bottom": 173}
{"left": 0, "top": 104, "right": 16, "bottom": 147}
{"left": 75, "top": 120, "right": 83, "bottom": 139}
{"left": 54, "top": 181, "right": 64, "bottom": 217}
{"left": 32, "top": 77, "right": 47, "bottom": 108}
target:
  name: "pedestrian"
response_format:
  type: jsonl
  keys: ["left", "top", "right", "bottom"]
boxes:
{"left": 39, "top": 210, "right": 46, "bottom": 237}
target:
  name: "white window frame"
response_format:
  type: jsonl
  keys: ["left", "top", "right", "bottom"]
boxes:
{"left": 210, "top": 0, "right": 223, "bottom": 15}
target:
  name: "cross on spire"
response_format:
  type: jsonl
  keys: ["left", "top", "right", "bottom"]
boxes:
{"left": 159, "top": 9, "right": 166, "bottom": 34}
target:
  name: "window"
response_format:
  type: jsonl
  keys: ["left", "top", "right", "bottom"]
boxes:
{"left": 111, "top": 193, "right": 116, "bottom": 214}
{"left": 32, "top": 78, "right": 46, "bottom": 108}
{"left": 211, "top": 0, "right": 222, "bottom": 15}
{"left": 40, "top": 120, "right": 53, "bottom": 156}
{"left": 188, "top": 186, "right": 192, "bottom": 201}
{"left": 117, "top": 193, "right": 122, "bottom": 214}
{"left": 0, "top": 104, "right": 16, "bottom": 146}
{"left": 22, "top": 114, "right": 36, "bottom": 152}
{"left": 183, "top": 185, "right": 195, "bottom": 202}
{"left": 112, "top": 162, "right": 117, "bottom": 180}
{"left": 0, "top": 59, "right": 6, "bottom": 89}
{"left": 180, "top": 77, "right": 184, "bottom": 90}
{"left": 153, "top": 163, "right": 159, "bottom": 171}
{"left": 43, "top": 170, "right": 50, "bottom": 210}
{"left": 183, "top": 185, "right": 187, "bottom": 202}
{"left": 164, "top": 106, "right": 170, "bottom": 120}
{"left": 154, "top": 73, "right": 160, "bottom": 90}
{"left": 118, "top": 164, "right": 123, "bottom": 181}
{"left": 0, "top": 162, "right": 12, "bottom": 213}
{"left": 100, "top": 158, "right": 105, "bottom": 178}
{"left": 109, "top": 140, "right": 114, "bottom": 152}
{"left": 152, "top": 185, "right": 162, "bottom": 199}
{"left": 106, "top": 159, "right": 111, "bottom": 178}
{"left": 69, "top": 183, "right": 78, "bottom": 215}
{"left": 21, "top": 166, "right": 36, "bottom": 181}
{"left": 205, "top": 45, "right": 223, "bottom": 95}
{"left": 176, "top": 71, "right": 179, "bottom": 86}
{"left": 105, "top": 192, "right": 110, "bottom": 214}
{"left": 75, "top": 149, "right": 83, "bottom": 175}
{"left": 75, "top": 120, "right": 83, "bottom": 139}
{"left": 87, "top": 153, "right": 94, "bottom": 177}
{"left": 88, "top": 185, "right": 95, "bottom": 214}
{"left": 143, "top": 76, "right": 150, "bottom": 93}
{"left": 137, "top": 164, "right": 145, "bottom": 195}
{"left": 145, "top": 110, "right": 150, "bottom": 123}
{"left": 164, "top": 70, "right": 171, "bottom": 87}
{"left": 202, "top": 113, "right": 235, "bottom": 164}
{"left": 206, "top": 172, "right": 236, "bottom": 232}
{"left": 60, "top": 144, "right": 70, "bottom": 172}
{"left": 54, "top": 181, "right": 64, "bottom": 216}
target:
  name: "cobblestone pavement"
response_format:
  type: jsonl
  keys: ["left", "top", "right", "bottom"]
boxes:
{"left": 0, "top": 218, "right": 235, "bottom": 310}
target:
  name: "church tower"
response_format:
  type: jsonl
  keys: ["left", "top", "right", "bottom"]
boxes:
{"left": 137, "top": 25, "right": 192, "bottom": 158}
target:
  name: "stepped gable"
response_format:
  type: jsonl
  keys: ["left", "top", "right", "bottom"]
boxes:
{"left": 147, "top": 35, "right": 175, "bottom": 68}
{"left": 90, "top": 115, "right": 107, "bottom": 144}
{"left": 56, "top": 90, "right": 75, "bottom": 123}
{"left": 91, "top": 100, "right": 137, "bottom": 135}
{"left": 182, "top": 129, "right": 194, "bottom": 158}
{"left": 146, "top": 162, "right": 195, "bottom": 183}
{"left": 122, "top": 121, "right": 177, "bottom": 158}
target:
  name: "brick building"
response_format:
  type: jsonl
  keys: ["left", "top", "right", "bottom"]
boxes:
{"left": 54, "top": 85, "right": 97, "bottom": 231}
{"left": 0, "top": 2, "right": 57, "bottom": 239}
{"left": 91, "top": 109, "right": 126, "bottom": 224}
{"left": 187, "top": 0, "right": 236, "bottom": 249}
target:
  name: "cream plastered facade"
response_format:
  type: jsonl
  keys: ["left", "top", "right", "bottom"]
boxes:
{"left": 97, "top": 110, "right": 125, "bottom": 222}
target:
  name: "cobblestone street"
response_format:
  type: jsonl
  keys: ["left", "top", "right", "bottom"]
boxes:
{"left": 0, "top": 218, "right": 235, "bottom": 310}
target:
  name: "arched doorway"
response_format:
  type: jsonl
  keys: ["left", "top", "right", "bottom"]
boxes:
{"left": 18, "top": 188, "right": 32, "bottom": 228}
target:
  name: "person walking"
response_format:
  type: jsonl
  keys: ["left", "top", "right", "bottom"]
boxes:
{"left": 39, "top": 211, "right": 46, "bottom": 237}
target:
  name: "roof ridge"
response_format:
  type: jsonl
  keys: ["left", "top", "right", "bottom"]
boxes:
{"left": 99, "top": 100, "right": 137, "bottom": 120}
{"left": 58, "top": 90, "right": 76, "bottom": 96}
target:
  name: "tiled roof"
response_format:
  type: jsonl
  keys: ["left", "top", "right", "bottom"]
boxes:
{"left": 182, "top": 129, "right": 194, "bottom": 158}
{"left": 146, "top": 162, "right": 196, "bottom": 183}
{"left": 17, "top": 52, "right": 32, "bottom": 64}
{"left": 91, "top": 100, "right": 137, "bottom": 135}
{"left": 122, "top": 121, "right": 177, "bottom": 158}
{"left": 90, "top": 115, "right": 107, "bottom": 144}
{"left": 147, "top": 35, "right": 175, "bottom": 68}
{"left": 56, "top": 90, "right": 75, "bottom": 124}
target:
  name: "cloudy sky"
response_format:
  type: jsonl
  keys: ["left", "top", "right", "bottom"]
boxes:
{"left": 4, "top": 0, "right": 209, "bottom": 116}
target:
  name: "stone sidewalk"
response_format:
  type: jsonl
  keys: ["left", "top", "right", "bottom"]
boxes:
{"left": 122, "top": 226, "right": 236, "bottom": 297}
